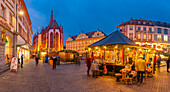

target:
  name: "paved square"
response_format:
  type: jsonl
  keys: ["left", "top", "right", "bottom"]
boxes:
{"left": 0, "top": 59, "right": 170, "bottom": 92}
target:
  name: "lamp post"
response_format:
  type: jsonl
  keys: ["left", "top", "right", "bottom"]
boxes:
{"left": 13, "top": 3, "right": 24, "bottom": 58}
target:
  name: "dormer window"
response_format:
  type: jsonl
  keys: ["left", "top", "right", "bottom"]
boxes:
{"left": 143, "top": 22, "right": 146, "bottom": 25}
{"left": 97, "top": 33, "right": 99, "bottom": 36}
{"left": 149, "top": 22, "right": 152, "bottom": 25}
{"left": 138, "top": 21, "right": 141, "bottom": 24}
{"left": 129, "top": 21, "right": 132, "bottom": 24}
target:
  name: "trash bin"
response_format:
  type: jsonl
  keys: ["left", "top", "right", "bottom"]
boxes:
{"left": 50, "top": 60, "right": 53, "bottom": 65}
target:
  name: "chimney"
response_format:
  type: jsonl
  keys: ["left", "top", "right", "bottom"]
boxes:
{"left": 50, "top": 9, "right": 53, "bottom": 24}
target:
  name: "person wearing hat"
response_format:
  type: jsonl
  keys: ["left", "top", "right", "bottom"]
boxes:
{"left": 135, "top": 54, "right": 146, "bottom": 85}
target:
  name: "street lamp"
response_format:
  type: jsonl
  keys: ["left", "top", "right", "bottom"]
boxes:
{"left": 13, "top": 3, "right": 24, "bottom": 58}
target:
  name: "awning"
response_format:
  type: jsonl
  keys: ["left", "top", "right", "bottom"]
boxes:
{"left": 17, "top": 43, "right": 34, "bottom": 50}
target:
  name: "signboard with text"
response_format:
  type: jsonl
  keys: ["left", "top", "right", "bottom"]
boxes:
{"left": 10, "top": 57, "right": 18, "bottom": 71}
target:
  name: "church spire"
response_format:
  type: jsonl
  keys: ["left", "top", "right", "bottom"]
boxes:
{"left": 50, "top": 9, "right": 53, "bottom": 24}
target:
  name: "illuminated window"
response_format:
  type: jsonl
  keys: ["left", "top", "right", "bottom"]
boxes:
{"left": 129, "top": 33, "right": 133, "bottom": 40}
{"left": 143, "top": 34, "right": 146, "bottom": 39}
{"left": 138, "top": 34, "right": 141, "bottom": 39}
{"left": 149, "top": 34, "right": 151, "bottom": 40}
{"left": 157, "top": 35, "right": 162, "bottom": 41}
{"left": 89, "top": 40, "right": 91, "bottom": 43}
{"left": 164, "top": 35, "right": 168, "bottom": 41}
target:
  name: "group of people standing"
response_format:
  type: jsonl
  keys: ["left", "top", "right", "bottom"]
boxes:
{"left": 86, "top": 56, "right": 104, "bottom": 77}
{"left": 35, "top": 55, "right": 60, "bottom": 70}
{"left": 86, "top": 54, "right": 170, "bottom": 86}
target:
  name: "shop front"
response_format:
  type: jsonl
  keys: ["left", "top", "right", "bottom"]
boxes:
{"left": 17, "top": 44, "right": 33, "bottom": 62}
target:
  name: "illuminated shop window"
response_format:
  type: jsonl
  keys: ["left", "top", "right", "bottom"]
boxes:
{"left": 157, "top": 35, "right": 162, "bottom": 41}
{"left": 164, "top": 35, "right": 168, "bottom": 41}
{"left": 138, "top": 34, "right": 141, "bottom": 39}
{"left": 129, "top": 33, "right": 133, "bottom": 40}
{"left": 143, "top": 34, "right": 146, "bottom": 39}
{"left": 149, "top": 34, "right": 151, "bottom": 40}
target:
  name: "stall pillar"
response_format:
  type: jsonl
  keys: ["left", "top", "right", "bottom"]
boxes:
{"left": 122, "top": 48, "right": 124, "bottom": 65}
{"left": 104, "top": 49, "right": 105, "bottom": 60}
{"left": 153, "top": 53, "right": 156, "bottom": 74}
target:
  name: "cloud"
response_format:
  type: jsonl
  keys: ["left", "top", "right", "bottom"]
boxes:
{"left": 27, "top": 7, "right": 47, "bottom": 34}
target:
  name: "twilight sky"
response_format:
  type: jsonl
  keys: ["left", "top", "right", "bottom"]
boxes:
{"left": 25, "top": 0, "right": 170, "bottom": 46}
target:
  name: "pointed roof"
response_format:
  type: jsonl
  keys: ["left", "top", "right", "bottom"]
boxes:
{"left": 89, "top": 30, "right": 136, "bottom": 47}
{"left": 69, "top": 30, "right": 106, "bottom": 40}
{"left": 49, "top": 9, "right": 60, "bottom": 29}
{"left": 49, "top": 20, "right": 60, "bottom": 29}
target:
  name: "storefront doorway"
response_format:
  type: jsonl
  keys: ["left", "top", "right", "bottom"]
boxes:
{"left": 5, "top": 36, "right": 12, "bottom": 64}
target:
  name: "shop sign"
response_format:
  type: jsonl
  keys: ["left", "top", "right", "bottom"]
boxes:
{"left": 10, "top": 57, "right": 18, "bottom": 71}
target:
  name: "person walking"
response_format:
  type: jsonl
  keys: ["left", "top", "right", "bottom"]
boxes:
{"left": 52, "top": 56, "right": 57, "bottom": 70}
{"left": 86, "top": 57, "right": 92, "bottom": 76}
{"left": 167, "top": 56, "right": 170, "bottom": 72}
{"left": 21, "top": 54, "right": 24, "bottom": 68}
{"left": 35, "top": 55, "right": 39, "bottom": 66}
{"left": 135, "top": 55, "right": 146, "bottom": 85}
{"left": 45, "top": 55, "right": 49, "bottom": 63}
{"left": 157, "top": 55, "right": 161, "bottom": 72}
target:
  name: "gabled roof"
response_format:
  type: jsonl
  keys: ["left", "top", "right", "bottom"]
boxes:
{"left": 120, "top": 18, "right": 170, "bottom": 28}
{"left": 89, "top": 30, "right": 136, "bottom": 47}
{"left": 120, "top": 19, "right": 153, "bottom": 26}
{"left": 70, "top": 31, "right": 106, "bottom": 41}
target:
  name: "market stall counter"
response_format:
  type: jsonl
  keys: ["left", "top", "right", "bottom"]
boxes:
{"left": 106, "top": 63, "right": 125, "bottom": 73}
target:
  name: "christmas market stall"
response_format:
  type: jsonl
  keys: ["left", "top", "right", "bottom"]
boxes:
{"left": 87, "top": 30, "right": 156, "bottom": 76}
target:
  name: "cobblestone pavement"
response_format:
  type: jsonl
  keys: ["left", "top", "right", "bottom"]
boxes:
{"left": 0, "top": 60, "right": 170, "bottom": 92}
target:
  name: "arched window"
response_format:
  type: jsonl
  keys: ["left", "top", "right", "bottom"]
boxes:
{"left": 50, "top": 32, "right": 53, "bottom": 48}
{"left": 56, "top": 32, "right": 59, "bottom": 49}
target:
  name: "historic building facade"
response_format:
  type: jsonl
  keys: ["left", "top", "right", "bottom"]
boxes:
{"left": 119, "top": 18, "right": 170, "bottom": 51}
{"left": 66, "top": 30, "right": 106, "bottom": 55}
{"left": 33, "top": 10, "right": 63, "bottom": 54}
{"left": 0, "top": 0, "right": 33, "bottom": 66}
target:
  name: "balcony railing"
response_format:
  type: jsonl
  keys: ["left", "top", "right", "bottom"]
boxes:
{"left": 136, "top": 30, "right": 154, "bottom": 33}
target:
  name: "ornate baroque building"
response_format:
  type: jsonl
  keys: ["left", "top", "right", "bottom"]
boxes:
{"left": 0, "top": 0, "right": 33, "bottom": 66}
{"left": 33, "top": 10, "right": 63, "bottom": 53}
{"left": 66, "top": 30, "right": 106, "bottom": 55}
{"left": 119, "top": 18, "right": 170, "bottom": 51}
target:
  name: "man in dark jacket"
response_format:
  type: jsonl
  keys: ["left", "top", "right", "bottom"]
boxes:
{"left": 86, "top": 57, "right": 92, "bottom": 76}
{"left": 35, "top": 55, "right": 39, "bottom": 66}
{"left": 167, "top": 56, "right": 170, "bottom": 72}
{"left": 52, "top": 56, "right": 57, "bottom": 70}
{"left": 21, "top": 54, "right": 24, "bottom": 68}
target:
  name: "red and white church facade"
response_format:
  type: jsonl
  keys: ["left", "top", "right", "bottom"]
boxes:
{"left": 33, "top": 10, "right": 63, "bottom": 53}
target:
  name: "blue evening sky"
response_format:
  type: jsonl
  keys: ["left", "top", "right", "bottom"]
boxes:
{"left": 25, "top": 0, "right": 170, "bottom": 46}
